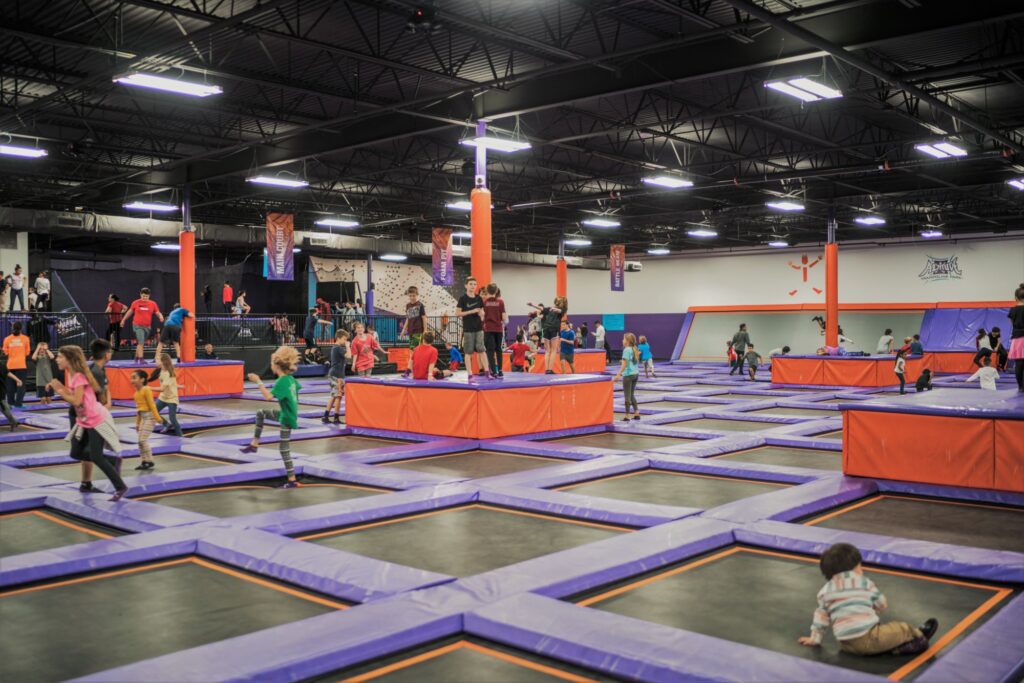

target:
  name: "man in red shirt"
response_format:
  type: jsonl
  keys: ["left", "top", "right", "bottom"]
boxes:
{"left": 482, "top": 283, "right": 507, "bottom": 378}
{"left": 411, "top": 331, "right": 450, "bottom": 381}
{"left": 222, "top": 281, "right": 233, "bottom": 313}
{"left": 120, "top": 287, "right": 164, "bottom": 362}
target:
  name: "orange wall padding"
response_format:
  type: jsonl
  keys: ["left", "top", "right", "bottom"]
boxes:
{"left": 106, "top": 364, "right": 243, "bottom": 400}
{"left": 842, "top": 410, "right": 1024, "bottom": 492}
{"left": 556, "top": 258, "right": 567, "bottom": 298}
{"left": 470, "top": 187, "right": 493, "bottom": 289}
{"left": 825, "top": 243, "right": 838, "bottom": 347}
{"left": 387, "top": 348, "right": 411, "bottom": 367}
{"left": 469, "top": 352, "right": 607, "bottom": 374}
{"left": 689, "top": 302, "right": 1013, "bottom": 313}
{"left": 922, "top": 352, "right": 977, "bottom": 374}
{"left": 179, "top": 230, "right": 196, "bottom": 362}
{"left": 346, "top": 380, "right": 614, "bottom": 438}
{"left": 772, "top": 356, "right": 922, "bottom": 387}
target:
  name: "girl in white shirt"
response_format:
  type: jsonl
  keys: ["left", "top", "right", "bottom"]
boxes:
{"left": 894, "top": 350, "right": 907, "bottom": 395}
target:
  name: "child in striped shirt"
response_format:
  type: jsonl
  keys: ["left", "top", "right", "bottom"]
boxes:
{"left": 799, "top": 543, "right": 938, "bottom": 656}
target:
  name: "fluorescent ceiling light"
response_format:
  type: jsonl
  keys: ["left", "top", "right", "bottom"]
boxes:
{"left": 765, "top": 77, "right": 841, "bottom": 102}
{"left": 854, "top": 216, "right": 886, "bottom": 226}
{"left": 0, "top": 144, "right": 47, "bottom": 158}
{"left": 787, "top": 78, "right": 843, "bottom": 99}
{"left": 642, "top": 175, "right": 693, "bottom": 189}
{"left": 124, "top": 201, "right": 177, "bottom": 212}
{"left": 647, "top": 247, "right": 671, "bottom": 255}
{"left": 920, "top": 229, "right": 943, "bottom": 238}
{"left": 915, "top": 142, "right": 967, "bottom": 159}
{"left": 113, "top": 72, "right": 222, "bottom": 98}
{"left": 582, "top": 218, "right": 620, "bottom": 228}
{"left": 564, "top": 237, "right": 592, "bottom": 247}
{"left": 687, "top": 228, "right": 717, "bottom": 238}
{"left": 379, "top": 253, "right": 408, "bottom": 261}
{"left": 246, "top": 175, "right": 309, "bottom": 188}
{"left": 459, "top": 136, "right": 531, "bottom": 153}
{"left": 314, "top": 218, "right": 359, "bottom": 228}
{"left": 264, "top": 247, "right": 301, "bottom": 253}
{"left": 445, "top": 200, "right": 473, "bottom": 211}
{"left": 767, "top": 240, "right": 789, "bottom": 248}
{"left": 1007, "top": 179, "right": 1024, "bottom": 190}
{"left": 452, "top": 231, "right": 473, "bottom": 239}
{"left": 151, "top": 243, "right": 181, "bottom": 251}
{"left": 766, "top": 200, "right": 804, "bottom": 211}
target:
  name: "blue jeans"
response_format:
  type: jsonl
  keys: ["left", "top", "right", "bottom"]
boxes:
{"left": 9, "top": 288, "right": 24, "bottom": 310}
{"left": 5, "top": 369, "right": 26, "bottom": 407}
{"left": 155, "top": 399, "right": 183, "bottom": 436}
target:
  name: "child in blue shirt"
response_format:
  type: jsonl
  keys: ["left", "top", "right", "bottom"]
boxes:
{"left": 638, "top": 335, "right": 655, "bottom": 378}
{"left": 559, "top": 320, "right": 576, "bottom": 374}
{"left": 445, "top": 341, "right": 464, "bottom": 372}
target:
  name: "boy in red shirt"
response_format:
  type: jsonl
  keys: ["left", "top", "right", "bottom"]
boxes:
{"left": 507, "top": 333, "right": 531, "bottom": 372}
{"left": 119, "top": 287, "right": 164, "bottom": 363}
{"left": 482, "top": 283, "right": 507, "bottom": 378}
{"left": 411, "top": 331, "right": 451, "bottom": 381}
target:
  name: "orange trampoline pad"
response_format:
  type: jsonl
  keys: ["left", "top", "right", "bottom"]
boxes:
{"left": 346, "top": 377, "right": 613, "bottom": 438}
{"left": 773, "top": 356, "right": 923, "bottom": 387}
{"left": 106, "top": 362, "right": 244, "bottom": 400}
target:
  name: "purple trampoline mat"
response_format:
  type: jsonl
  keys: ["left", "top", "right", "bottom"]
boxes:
{"left": 840, "top": 387, "right": 1024, "bottom": 419}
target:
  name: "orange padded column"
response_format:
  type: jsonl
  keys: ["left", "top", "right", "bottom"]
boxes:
{"left": 470, "top": 187, "right": 492, "bottom": 289}
{"left": 179, "top": 228, "right": 196, "bottom": 361}
{"left": 825, "top": 242, "right": 838, "bottom": 348}
{"left": 556, "top": 258, "right": 567, "bottom": 298}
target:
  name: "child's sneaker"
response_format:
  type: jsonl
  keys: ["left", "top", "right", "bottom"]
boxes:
{"left": 332, "top": 415, "right": 343, "bottom": 425}
{"left": 134, "top": 461, "right": 155, "bottom": 470}
{"left": 621, "top": 415, "right": 631, "bottom": 422}
{"left": 401, "top": 370, "right": 411, "bottom": 379}
{"left": 632, "top": 415, "right": 641, "bottom": 421}
{"left": 109, "top": 488, "right": 128, "bottom": 502}
{"left": 79, "top": 482, "right": 100, "bottom": 493}
{"left": 919, "top": 618, "right": 939, "bottom": 640}
{"left": 277, "top": 480, "right": 300, "bottom": 489}
{"left": 321, "top": 414, "right": 330, "bottom": 424}
{"left": 893, "top": 636, "right": 929, "bottom": 655}
{"left": 239, "top": 444, "right": 258, "bottom": 454}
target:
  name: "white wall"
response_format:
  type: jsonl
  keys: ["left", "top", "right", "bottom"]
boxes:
{"left": 493, "top": 238, "right": 1024, "bottom": 313}
{"left": 0, "top": 231, "right": 29, "bottom": 280}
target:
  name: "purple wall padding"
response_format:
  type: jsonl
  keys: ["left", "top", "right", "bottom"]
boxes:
{"left": 216, "top": 483, "right": 480, "bottom": 536}
{"left": 0, "top": 527, "right": 201, "bottom": 588}
{"left": 303, "top": 460, "right": 461, "bottom": 490}
{"left": 477, "top": 484, "right": 699, "bottom": 528}
{"left": 195, "top": 525, "right": 453, "bottom": 602}
{"left": 74, "top": 595, "right": 465, "bottom": 682}
{"left": 920, "top": 307, "right": 1010, "bottom": 351}
{"left": 465, "top": 594, "right": 881, "bottom": 683}
{"left": 704, "top": 476, "right": 877, "bottom": 524}
{"left": 670, "top": 311, "right": 695, "bottom": 361}
{"left": 915, "top": 593, "right": 1024, "bottom": 683}
{"left": 45, "top": 493, "right": 215, "bottom": 532}
{"left": 454, "top": 517, "right": 737, "bottom": 602}
{"left": 736, "top": 520, "right": 1024, "bottom": 583}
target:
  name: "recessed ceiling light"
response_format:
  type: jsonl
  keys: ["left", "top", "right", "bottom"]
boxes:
{"left": 452, "top": 231, "right": 472, "bottom": 239}
{"left": 314, "top": 218, "right": 359, "bottom": 228}
{"left": 0, "top": 144, "right": 48, "bottom": 158}
{"left": 113, "top": 72, "right": 222, "bottom": 97}
{"left": 647, "top": 247, "right": 671, "bottom": 255}
{"left": 124, "top": 201, "right": 178, "bottom": 212}
{"left": 687, "top": 228, "right": 717, "bottom": 238}
{"left": 766, "top": 201, "right": 804, "bottom": 211}
{"left": 915, "top": 142, "right": 967, "bottom": 159}
{"left": 379, "top": 253, "right": 408, "bottom": 261}
{"left": 582, "top": 218, "right": 620, "bottom": 228}
{"left": 767, "top": 240, "right": 789, "bottom": 248}
{"left": 246, "top": 175, "right": 309, "bottom": 188}
{"left": 1007, "top": 179, "right": 1024, "bottom": 190}
{"left": 459, "top": 136, "right": 531, "bottom": 152}
{"left": 642, "top": 176, "right": 693, "bottom": 189}
{"left": 920, "top": 229, "right": 943, "bottom": 238}
{"left": 150, "top": 243, "right": 181, "bottom": 251}
{"left": 564, "top": 237, "right": 592, "bottom": 247}
{"left": 765, "top": 78, "right": 842, "bottom": 102}
{"left": 854, "top": 216, "right": 886, "bottom": 226}
{"left": 445, "top": 200, "right": 473, "bottom": 211}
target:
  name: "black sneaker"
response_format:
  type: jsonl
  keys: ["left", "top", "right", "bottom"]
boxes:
{"left": 277, "top": 480, "right": 300, "bottom": 489}
{"left": 332, "top": 416, "right": 342, "bottom": 425}
{"left": 79, "top": 482, "right": 100, "bottom": 493}
{"left": 893, "top": 636, "right": 928, "bottom": 656}
{"left": 621, "top": 416, "right": 631, "bottom": 422}
{"left": 919, "top": 618, "right": 939, "bottom": 641}
{"left": 632, "top": 415, "right": 641, "bottom": 421}
{"left": 545, "top": 370, "right": 555, "bottom": 375}
{"left": 321, "top": 414, "right": 330, "bottom": 424}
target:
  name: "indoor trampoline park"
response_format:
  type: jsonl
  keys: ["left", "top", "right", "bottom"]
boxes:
{"left": 2, "top": 2, "right": 1024, "bottom": 682}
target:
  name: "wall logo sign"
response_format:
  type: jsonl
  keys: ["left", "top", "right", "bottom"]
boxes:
{"left": 787, "top": 254, "right": 823, "bottom": 296}
{"left": 919, "top": 255, "right": 962, "bottom": 281}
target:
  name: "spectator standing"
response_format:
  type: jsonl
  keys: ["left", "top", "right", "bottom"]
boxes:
{"left": 8, "top": 265, "right": 25, "bottom": 311}
{"left": 2, "top": 322, "right": 31, "bottom": 406}
{"left": 592, "top": 320, "right": 607, "bottom": 355}
{"left": 201, "top": 285, "right": 212, "bottom": 313}
{"left": 119, "top": 288, "right": 165, "bottom": 363}
{"left": 222, "top": 281, "right": 233, "bottom": 313}
{"left": 34, "top": 270, "right": 51, "bottom": 311}
{"left": 729, "top": 324, "right": 751, "bottom": 375}
{"left": 105, "top": 294, "right": 126, "bottom": 350}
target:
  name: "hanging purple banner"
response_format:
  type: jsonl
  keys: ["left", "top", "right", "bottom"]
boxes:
{"left": 432, "top": 227, "right": 454, "bottom": 285}
{"left": 265, "top": 212, "right": 294, "bottom": 281}
{"left": 610, "top": 244, "right": 625, "bottom": 291}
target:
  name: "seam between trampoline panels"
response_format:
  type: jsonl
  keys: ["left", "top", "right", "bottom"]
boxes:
{"left": 709, "top": 446, "right": 836, "bottom": 460}
{"left": 554, "top": 469, "right": 792, "bottom": 492}
{"left": 31, "top": 510, "right": 115, "bottom": 540}
{"left": 342, "top": 641, "right": 597, "bottom": 683}
{"left": 0, "top": 557, "right": 350, "bottom": 610}
{"left": 576, "top": 546, "right": 1011, "bottom": 681}
{"left": 135, "top": 482, "right": 386, "bottom": 501}
{"left": 380, "top": 451, "right": 565, "bottom": 466}
{"left": 296, "top": 503, "right": 631, "bottom": 542}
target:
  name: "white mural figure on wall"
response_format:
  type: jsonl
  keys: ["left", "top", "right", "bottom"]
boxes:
{"left": 919, "top": 255, "right": 963, "bottom": 282}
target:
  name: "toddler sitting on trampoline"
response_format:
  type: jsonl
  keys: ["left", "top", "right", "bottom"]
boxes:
{"left": 799, "top": 543, "right": 937, "bottom": 656}
{"left": 242, "top": 346, "right": 301, "bottom": 488}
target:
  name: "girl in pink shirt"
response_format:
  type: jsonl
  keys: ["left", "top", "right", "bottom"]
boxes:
{"left": 50, "top": 345, "right": 127, "bottom": 500}
{"left": 350, "top": 322, "right": 382, "bottom": 376}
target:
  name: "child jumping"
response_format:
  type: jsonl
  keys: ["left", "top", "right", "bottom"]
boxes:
{"left": 527, "top": 297, "right": 567, "bottom": 374}
{"left": 614, "top": 333, "right": 641, "bottom": 421}
{"left": 745, "top": 343, "right": 762, "bottom": 381}
{"left": 324, "top": 330, "right": 351, "bottom": 424}
{"left": 1009, "top": 283, "right": 1024, "bottom": 392}
{"left": 799, "top": 543, "right": 937, "bottom": 656}
{"left": 149, "top": 353, "right": 183, "bottom": 436}
{"left": 638, "top": 335, "right": 655, "bottom": 378}
{"left": 242, "top": 346, "right": 301, "bottom": 488}
{"left": 130, "top": 369, "right": 163, "bottom": 469}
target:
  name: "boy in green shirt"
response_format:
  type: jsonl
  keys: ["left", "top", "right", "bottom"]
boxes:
{"left": 241, "top": 346, "right": 301, "bottom": 487}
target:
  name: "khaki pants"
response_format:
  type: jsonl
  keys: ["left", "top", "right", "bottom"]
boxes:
{"left": 840, "top": 622, "right": 922, "bottom": 656}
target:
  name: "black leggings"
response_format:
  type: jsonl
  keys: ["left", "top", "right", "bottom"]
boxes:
{"left": 973, "top": 348, "right": 992, "bottom": 367}
{"left": 1015, "top": 360, "right": 1024, "bottom": 390}
{"left": 896, "top": 372, "right": 905, "bottom": 394}
{"left": 106, "top": 322, "right": 121, "bottom": 350}
{"left": 484, "top": 332, "right": 503, "bottom": 374}
{"left": 71, "top": 428, "right": 126, "bottom": 490}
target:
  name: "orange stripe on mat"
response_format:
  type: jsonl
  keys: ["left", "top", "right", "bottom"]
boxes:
{"left": 557, "top": 468, "right": 789, "bottom": 491}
